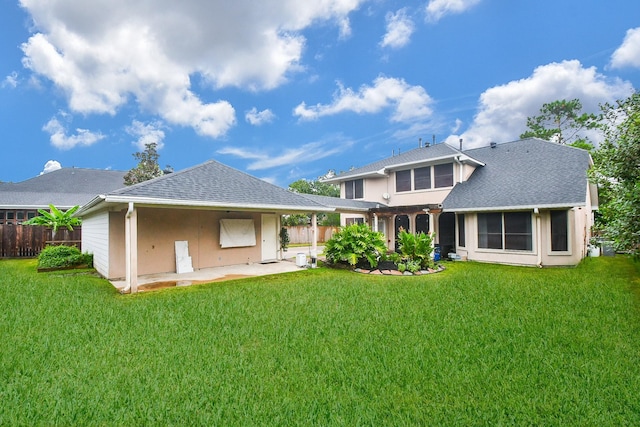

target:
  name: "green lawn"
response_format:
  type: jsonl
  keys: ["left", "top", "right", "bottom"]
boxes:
{"left": 1, "top": 257, "right": 639, "bottom": 425}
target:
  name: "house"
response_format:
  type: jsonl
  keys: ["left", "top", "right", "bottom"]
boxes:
{"left": 0, "top": 167, "right": 127, "bottom": 225}
{"left": 76, "top": 160, "right": 379, "bottom": 292}
{"left": 323, "top": 138, "right": 598, "bottom": 267}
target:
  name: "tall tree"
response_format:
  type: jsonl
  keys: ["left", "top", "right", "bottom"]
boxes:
{"left": 124, "top": 143, "right": 168, "bottom": 186}
{"left": 592, "top": 92, "right": 640, "bottom": 257}
{"left": 521, "top": 99, "right": 599, "bottom": 148}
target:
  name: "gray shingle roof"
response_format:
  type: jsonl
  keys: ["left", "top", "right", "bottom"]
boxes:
{"left": 443, "top": 138, "right": 592, "bottom": 211}
{"left": 0, "top": 168, "right": 126, "bottom": 209}
{"left": 296, "top": 193, "right": 385, "bottom": 212}
{"left": 325, "top": 142, "right": 464, "bottom": 181}
{"left": 100, "top": 160, "right": 331, "bottom": 212}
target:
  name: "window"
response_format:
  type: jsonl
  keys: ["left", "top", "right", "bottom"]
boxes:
{"left": 478, "top": 213, "right": 503, "bottom": 249}
{"left": 345, "top": 179, "right": 363, "bottom": 199}
{"left": 457, "top": 214, "right": 466, "bottom": 247}
{"left": 416, "top": 214, "right": 429, "bottom": 234}
{"left": 434, "top": 163, "right": 453, "bottom": 188}
{"left": 345, "top": 217, "right": 365, "bottom": 225}
{"left": 414, "top": 166, "right": 431, "bottom": 190}
{"left": 504, "top": 212, "right": 532, "bottom": 250}
{"left": 551, "top": 210, "right": 569, "bottom": 251}
{"left": 478, "top": 212, "right": 533, "bottom": 251}
{"left": 396, "top": 170, "right": 411, "bottom": 192}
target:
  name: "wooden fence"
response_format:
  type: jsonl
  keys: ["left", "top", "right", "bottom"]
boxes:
{"left": 0, "top": 225, "right": 81, "bottom": 258}
{"left": 285, "top": 225, "right": 339, "bottom": 244}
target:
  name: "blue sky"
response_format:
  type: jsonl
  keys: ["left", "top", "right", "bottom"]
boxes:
{"left": 1, "top": 0, "right": 639, "bottom": 186}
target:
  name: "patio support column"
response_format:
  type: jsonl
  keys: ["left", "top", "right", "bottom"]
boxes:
{"left": 373, "top": 213, "right": 378, "bottom": 232}
{"left": 311, "top": 213, "right": 318, "bottom": 255}
{"left": 310, "top": 213, "right": 318, "bottom": 267}
{"left": 125, "top": 202, "right": 138, "bottom": 293}
{"left": 428, "top": 211, "right": 436, "bottom": 257}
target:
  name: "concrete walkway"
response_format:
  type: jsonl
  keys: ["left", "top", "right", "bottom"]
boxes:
{"left": 111, "top": 246, "right": 324, "bottom": 293}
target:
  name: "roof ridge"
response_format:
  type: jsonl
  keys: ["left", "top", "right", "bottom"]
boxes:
{"left": 111, "top": 160, "right": 216, "bottom": 194}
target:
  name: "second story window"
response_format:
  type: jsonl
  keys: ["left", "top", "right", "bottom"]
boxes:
{"left": 414, "top": 166, "right": 431, "bottom": 190}
{"left": 345, "top": 179, "right": 364, "bottom": 199}
{"left": 434, "top": 163, "right": 454, "bottom": 188}
{"left": 396, "top": 170, "right": 411, "bottom": 192}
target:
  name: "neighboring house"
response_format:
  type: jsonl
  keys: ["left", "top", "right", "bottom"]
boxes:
{"left": 76, "top": 160, "right": 379, "bottom": 292}
{"left": 0, "top": 167, "right": 127, "bottom": 224}
{"left": 323, "top": 138, "right": 598, "bottom": 267}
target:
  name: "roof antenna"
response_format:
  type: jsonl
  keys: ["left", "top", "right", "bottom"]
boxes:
{"left": 419, "top": 137, "right": 422, "bottom": 148}
{"left": 459, "top": 138, "right": 463, "bottom": 151}
{"left": 432, "top": 134, "right": 436, "bottom": 146}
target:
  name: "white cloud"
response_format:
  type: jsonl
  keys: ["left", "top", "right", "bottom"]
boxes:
{"left": 3, "top": 71, "right": 18, "bottom": 88}
{"left": 40, "top": 160, "right": 62, "bottom": 175}
{"left": 218, "top": 139, "right": 354, "bottom": 170}
{"left": 42, "top": 116, "right": 105, "bottom": 150}
{"left": 294, "top": 76, "right": 433, "bottom": 122}
{"left": 126, "top": 120, "right": 166, "bottom": 150}
{"left": 425, "top": 0, "right": 481, "bottom": 22}
{"left": 610, "top": 27, "right": 640, "bottom": 69}
{"left": 18, "top": 0, "right": 365, "bottom": 138}
{"left": 380, "top": 8, "right": 414, "bottom": 49}
{"left": 445, "top": 60, "right": 634, "bottom": 149}
{"left": 245, "top": 108, "right": 276, "bottom": 126}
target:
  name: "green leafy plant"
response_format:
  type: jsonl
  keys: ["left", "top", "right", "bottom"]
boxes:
{"left": 324, "top": 223, "right": 387, "bottom": 269}
{"left": 37, "top": 245, "right": 93, "bottom": 269}
{"left": 397, "top": 228, "right": 435, "bottom": 269}
{"left": 22, "top": 204, "right": 82, "bottom": 239}
{"left": 279, "top": 227, "right": 290, "bottom": 252}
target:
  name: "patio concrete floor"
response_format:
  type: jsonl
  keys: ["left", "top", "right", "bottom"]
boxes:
{"left": 111, "top": 246, "right": 324, "bottom": 293}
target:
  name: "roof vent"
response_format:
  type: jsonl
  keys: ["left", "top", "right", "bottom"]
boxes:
{"left": 490, "top": 142, "right": 497, "bottom": 148}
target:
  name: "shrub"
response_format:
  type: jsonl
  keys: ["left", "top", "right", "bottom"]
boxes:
{"left": 397, "top": 228, "right": 435, "bottom": 270}
{"left": 37, "top": 245, "right": 93, "bottom": 269}
{"left": 324, "top": 223, "right": 388, "bottom": 269}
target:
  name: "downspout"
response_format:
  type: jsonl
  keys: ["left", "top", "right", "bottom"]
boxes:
{"left": 454, "top": 156, "right": 463, "bottom": 183}
{"left": 534, "top": 208, "right": 542, "bottom": 268}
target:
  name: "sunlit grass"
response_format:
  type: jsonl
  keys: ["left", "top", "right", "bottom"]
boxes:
{"left": 1, "top": 257, "right": 639, "bottom": 425}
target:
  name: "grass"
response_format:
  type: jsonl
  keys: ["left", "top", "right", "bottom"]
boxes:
{"left": 1, "top": 257, "right": 639, "bottom": 425}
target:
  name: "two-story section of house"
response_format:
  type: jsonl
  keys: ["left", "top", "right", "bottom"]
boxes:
{"left": 323, "top": 138, "right": 598, "bottom": 267}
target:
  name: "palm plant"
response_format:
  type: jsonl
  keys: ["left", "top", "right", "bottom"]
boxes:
{"left": 22, "top": 204, "right": 82, "bottom": 239}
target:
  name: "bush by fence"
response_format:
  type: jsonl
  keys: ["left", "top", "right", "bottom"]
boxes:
{"left": 0, "top": 225, "right": 81, "bottom": 258}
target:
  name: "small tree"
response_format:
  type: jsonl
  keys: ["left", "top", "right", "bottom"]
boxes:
{"left": 124, "top": 142, "right": 168, "bottom": 185}
{"left": 22, "top": 204, "right": 81, "bottom": 240}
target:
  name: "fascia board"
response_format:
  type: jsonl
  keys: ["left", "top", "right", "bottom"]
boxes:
{"left": 321, "top": 168, "right": 387, "bottom": 183}
{"left": 445, "top": 202, "right": 587, "bottom": 213}
{"left": 101, "top": 195, "right": 336, "bottom": 213}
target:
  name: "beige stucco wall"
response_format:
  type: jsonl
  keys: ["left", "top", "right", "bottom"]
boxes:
{"left": 103, "top": 206, "right": 272, "bottom": 279}
{"left": 455, "top": 208, "right": 590, "bottom": 267}
{"left": 341, "top": 161, "right": 465, "bottom": 207}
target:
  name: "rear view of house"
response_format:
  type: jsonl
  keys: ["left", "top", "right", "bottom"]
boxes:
{"left": 323, "top": 138, "right": 598, "bottom": 267}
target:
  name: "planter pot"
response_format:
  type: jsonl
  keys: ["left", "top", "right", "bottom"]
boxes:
{"left": 588, "top": 245, "right": 600, "bottom": 257}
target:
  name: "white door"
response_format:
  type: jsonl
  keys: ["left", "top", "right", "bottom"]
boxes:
{"left": 261, "top": 214, "right": 278, "bottom": 262}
